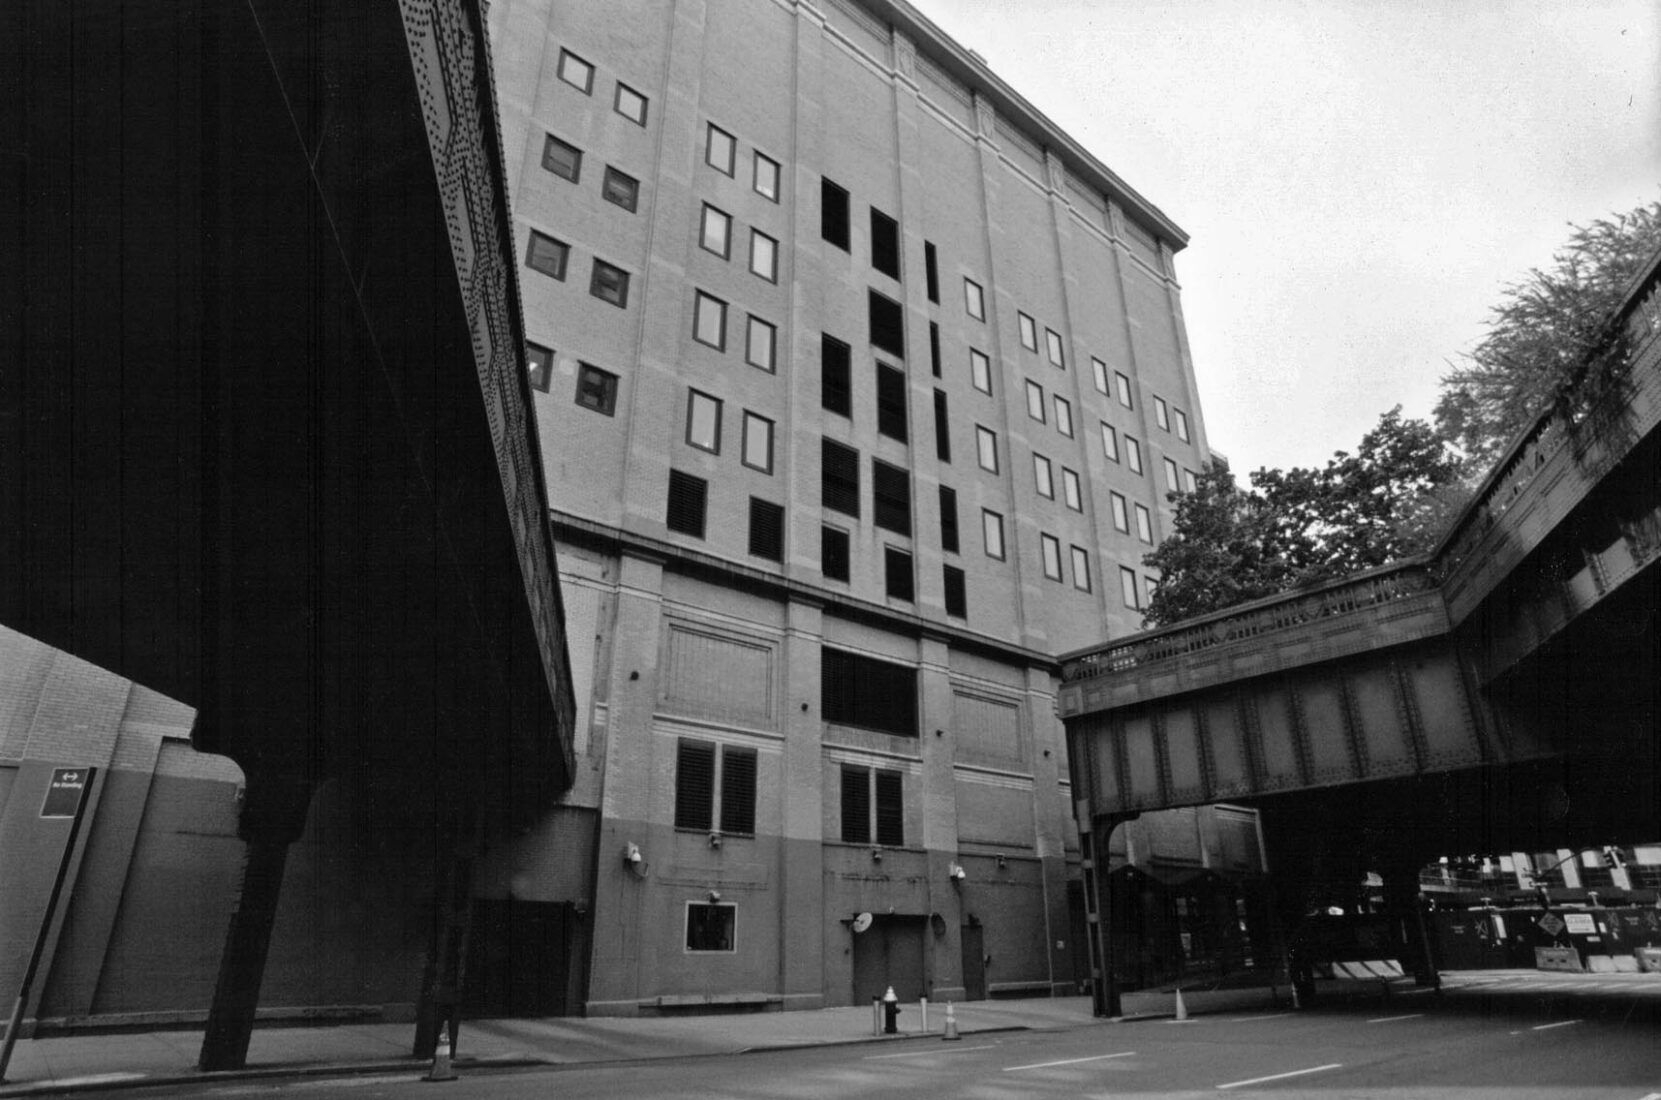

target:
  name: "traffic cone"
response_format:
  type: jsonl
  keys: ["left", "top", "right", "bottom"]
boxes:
{"left": 942, "top": 1001, "right": 960, "bottom": 1041}
{"left": 1173, "top": 987, "right": 1189, "bottom": 1022}
{"left": 423, "top": 1024, "right": 458, "bottom": 1083}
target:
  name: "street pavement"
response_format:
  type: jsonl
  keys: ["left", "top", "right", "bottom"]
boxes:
{"left": 4, "top": 971, "right": 1661, "bottom": 1097}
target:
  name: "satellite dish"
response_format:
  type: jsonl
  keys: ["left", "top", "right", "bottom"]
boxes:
{"left": 851, "top": 912, "right": 873, "bottom": 933}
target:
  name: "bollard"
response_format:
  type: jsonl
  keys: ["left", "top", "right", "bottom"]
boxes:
{"left": 423, "top": 1022, "right": 458, "bottom": 1083}
{"left": 1173, "top": 987, "right": 1188, "bottom": 1022}
{"left": 872, "top": 996, "right": 882, "bottom": 1037}
{"left": 942, "top": 1001, "right": 960, "bottom": 1041}
{"left": 919, "top": 996, "right": 928, "bottom": 1033}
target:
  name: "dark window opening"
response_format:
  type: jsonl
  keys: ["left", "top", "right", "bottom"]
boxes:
{"left": 821, "top": 334, "right": 852, "bottom": 417}
{"left": 872, "top": 459, "right": 911, "bottom": 536}
{"left": 869, "top": 290, "right": 905, "bottom": 360}
{"left": 929, "top": 322, "right": 942, "bottom": 378}
{"left": 527, "top": 343, "right": 554, "bottom": 392}
{"left": 943, "top": 565, "right": 967, "bottom": 618}
{"left": 601, "top": 166, "right": 639, "bottom": 211}
{"left": 871, "top": 207, "right": 900, "bottom": 279}
{"left": 748, "top": 497, "right": 785, "bottom": 562}
{"left": 674, "top": 739, "right": 716, "bottom": 830}
{"left": 821, "top": 439, "right": 860, "bottom": 518}
{"left": 822, "top": 526, "right": 850, "bottom": 582}
{"left": 541, "top": 135, "right": 581, "bottom": 181}
{"left": 575, "top": 362, "right": 618, "bottom": 414}
{"left": 526, "top": 231, "right": 568, "bottom": 280}
{"left": 933, "top": 390, "right": 951, "bottom": 463}
{"left": 685, "top": 903, "right": 734, "bottom": 952}
{"left": 874, "top": 770, "right": 904, "bottom": 847}
{"left": 884, "top": 547, "right": 914, "bottom": 602}
{"left": 924, "top": 241, "right": 940, "bottom": 303}
{"left": 821, "top": 177, "right": 850, "bottom": 250}
{"left": 666, "top": 470, "right": 708, "bottom": 538}
{"left": 720, "top": 748, "right": 757, "bottom": 835}
{"left": 938, "top": 485, "right": 959, "bottom": 553}
{"left": 590, "top": 259, "right": 630, "bottom": 307}
{"left": 840, "top": 765, "right": 871, "bottom": 844}
{"left": 822, "top": 648, "right": 917, "bottom": 737}
{"left": 875, "top": 362, "right": 908, "bottom": 442}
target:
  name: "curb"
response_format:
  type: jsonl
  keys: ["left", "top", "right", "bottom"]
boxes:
{"left": 740, "top": 1024, "right": 1031, "bottom": 1054}
{"left": 0, "top": 1056, "right": 547, "bottom": 1098}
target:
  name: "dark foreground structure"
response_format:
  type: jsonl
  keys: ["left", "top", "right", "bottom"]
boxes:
{"left": 1063, "top": 244, "right": 1661, "bottom": 1013}
{"left": 2, "top": 0, "right": 576, "bottom": 1070}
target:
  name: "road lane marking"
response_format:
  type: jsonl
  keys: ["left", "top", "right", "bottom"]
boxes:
{"left": 1217, "top": 1063, "right": 1342, "bottom": 1090}
{"left": 1532, "top": 1019, "right": 1581, "bottom": 1031}
{"left": 1003, "top": 1051, "right": 1135, "bottom": 1072}
{"left": 1230, "top": 1013, "right": 1292, "bottom": 1022}
{"left": 864, "top": 1044, "right": 997, "bottom": 1059}
{"left": 1367, "top": 1013, "right": 1424, "bottom": 1023}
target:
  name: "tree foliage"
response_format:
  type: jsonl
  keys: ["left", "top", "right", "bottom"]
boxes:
{"left": 1435, "top": 198, "right": 1661, "bottom": 470}
{"left": 1142, "top": 409, "right": 1464, "bottom": 628}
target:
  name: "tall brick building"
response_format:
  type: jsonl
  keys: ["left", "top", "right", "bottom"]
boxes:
{"left": 484, "top": 0, "right": 1214, "bottom": 1014}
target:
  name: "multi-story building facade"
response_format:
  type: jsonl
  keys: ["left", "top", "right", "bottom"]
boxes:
{"left": 485, "top": 0, "right": 1211, "bottom": 1015}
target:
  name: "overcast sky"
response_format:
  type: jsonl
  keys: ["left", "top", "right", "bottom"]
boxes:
{"left": 907, "top": 0, "right": 1661, "bottom": 475}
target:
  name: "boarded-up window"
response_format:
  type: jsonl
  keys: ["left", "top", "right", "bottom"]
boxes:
{"left": 675, "top": 739, "right": 716, "bottom": 829}
{"left": 823, "top": 648, "right": 917, "bottom": 737}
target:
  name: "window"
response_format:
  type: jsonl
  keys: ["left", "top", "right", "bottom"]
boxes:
{"left": 821, "top": 177, "right": 850, "bottom": 250}
{"left": 1045, "top": 329, "right": 1065, "bottom": 368}
{"left": 575, "top": 362, "right": 618, "bottom": 414}
{"left": 872, "top": 459, "right": 911, "bottom": 536}
{"left": 693, "top": 290, "right": 727, "bottom": 349}
{"left": 742, "top": 411, "right": 774, "bottom": 473}
{"left": 1134, "top": 502, "right": 1153, "bottom": 544}
{"left": 557, "top": 48, "right": 593, "bottom": 93}
{"left": 969, "top": 349, "right": 992, "bottom": 394}
{"left": 871, "top": 207, "right": 900, "bottom": 279}
{"left": 753, "top": 152, "right": 780, "bottom": 201}
{"left": 975, "top": 426, "right": 998, "bottom": 473}
{"left": 1062, "top": 467, "right": 1082, "bottom": 511}
{"left": 869, "top": 290, "right": 905, "bottom": 360}
{"left": 1114, "top": 371, "right": 1133, "bottom": 409}
{"left": 1163, "top": 457, "right": 1181, "bottom": 492}
{"left": 1033, "top": 454, "right": 1054, "bottom": 499}
{"left": 928, "top": 322, "right": 942, "bottom": 378}
{"left": 526, "top": 343, "right": 553, "bottom": 392}
{"left": 666, "top": 470, "right": 708, "bottom": 537}
{"left": 1174, "top": 408, "right": 1191, "bottom": 443}
{"left": 884, "top": 546, "right": 914, "bottom": 601}
{"left": 749, "top": 230, "right": 778, "bottom": 282}
{"left": 933, "top": 390, "right": 951, "bottom": 462}
{"left": 1071, "top": 545, "right": 1092, "bottom": 591}
{"left": 525, "top": 230, "right": 568, "bottom": 280}
{"left": 1110, "top": 491, "right": 1129, "bottom": 533}
{"left": 1154, "top": 395, "right": 1170, "bottom": 432}
{"left": 943, "top": 565, "right": 967, "bottom": 618}
{"left": 749, "top": 497, "right": 785, "bottom": 561}
{"left": 823, "top": 649, "right": 917, "bottom": 737}
{"left": 601, "top": 166, "right": 639, "bottom": 212}
{"left": 1120, "top": 565, "right": 1140, "bottom": 609}
{"left": 686, "top": 903, "right": 735, "bottom": 952}
{"left": 1041, "top": 533, "right": 1063, "bottom": 580}
{"left": 1018, "top": 312, "right": 1038, "bottom": 351}
{"left": 1053, "top": 396, "right": 1073, "bottom": 437}
{"left": 1183, "top": 467, "right": 1198, "bottom": 493}
{"left": 964, "top": 278, "right": 985, "bottom": 321}
{"left": 590, "top": 259, "right": 630, "bottom": 307}
{"left": 1100, "top": 421, "right": 1120, "bottom": 462}
{"left": 1145, "top": 575, "right": 1160, "bottom": 607}
{"left": 706, "top": 123, "right": 736, "bottom": 175}
{"left": 700, "top": 204, "right": 732, "bottom": 258}
{"left": 924, "top": 241, "right": 940, "bottom": 303}
{"left": 982, "top": 509, "right": 1005, "bottom": 559}
{"left": 876, "top": 362, "right": 908, "bottom": 442}
{"left": 821, "top": 438, "right": 860, "bottom": 517}
{"left": 674, "top": 739, "right": 757, "bottom": 836}
{"left": 823, "top": 526, "right": 850, "bottom": 581}
{"left": 1092, "top": 357, "right": 1109, "bottom": 395}
{"left": 746, "top": 315, "right": 776, "bottom": 372}
{"left": 1025, "top": 380, "right": 1046, "bottom": 422}
{"left": 822, "top": 334, "right": 852, "bottom": 417}
{"left": 841, "top": 766, "right": 905, "bottom": 846}
{"left": 939, "top": 485, "right": 960, "bottom": 553}
{"left": 541, "top": 134, "right": 581, "bottom": 181}
{"left": 1125, "top": 435, "right": 1143, "bottom": 474}
{"left": 686, "top": 389, "right": 722, "bottom": 453}
{"left": 614, "top": 82, "right": 648, "bottom": 125}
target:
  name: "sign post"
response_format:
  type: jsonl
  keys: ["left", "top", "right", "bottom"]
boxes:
{"left": 0, "top": 767, "right": 97, "bottom": 1083}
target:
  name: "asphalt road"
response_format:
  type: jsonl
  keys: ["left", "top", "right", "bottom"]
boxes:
{"left": 81, "top": 990, "right": 1661, "bottom": 1100}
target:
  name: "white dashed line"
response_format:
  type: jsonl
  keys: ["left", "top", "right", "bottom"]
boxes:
{"left": 1532, "top": 1019, "right": 1582, "bottom": 1031}
{"left": 1367, "top": 1013, "right": 1425, "bottom": 1023}
{"left": 1230, "top": 1013, "right": 1292, "bottom": 1022}
{"left": 1217, "top": 1063, "right": 1343, "bottom": 1090}
{"left": 1004, "top": 1051, "right": 1136, "bottom": 1072}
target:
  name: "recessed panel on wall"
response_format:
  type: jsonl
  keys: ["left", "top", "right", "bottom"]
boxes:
{"left": 1162, "top": 706, "right": 1203, "bottom": 803}
{"left": 1121, "top": 713, "right": 1160, "bottom": 807}
{"left": 1203, "top": 698, "right": 1250, "bottom": 798}
{"left": 954, "top": 773, "right": 1035, "bottom": 846}
{"left": 1296, "top": 675, "right": 1355, "bottom": 784}
{"left": 1410, "top": 656, "right": 1481, "bottom": 769}
{"left": 1351, "top": 665, "right": 1413, "bottom": 775}
{"left": 1252, "top": 688, "right": 1301, "bottom": 789}
{"left": 661, "top": 623, "right": 774, "bottom": 728}
{"left": 953, "top": 690, "right": 1024, "bottom": 770}
{"left": 1079, "top": 715, "right": 1121, "bottom": 812}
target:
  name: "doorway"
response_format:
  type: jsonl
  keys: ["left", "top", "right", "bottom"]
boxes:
{"left": 851, "top": 915, "right": 927, "bottom": 1003}
{"left": 960, "top": 922, "right": 987, "bottom": 1000}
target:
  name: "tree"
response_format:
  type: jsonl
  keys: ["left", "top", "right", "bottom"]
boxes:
{"left": 1435, "top": 198, "right": 1661, "bottom": 470}
{"left": 1142, "top": 409, "right": 1464, "bottom": 628}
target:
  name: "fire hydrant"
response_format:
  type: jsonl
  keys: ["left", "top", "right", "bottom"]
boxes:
{"left": 882, "top": 986, "right": 901, "bottom": 1034}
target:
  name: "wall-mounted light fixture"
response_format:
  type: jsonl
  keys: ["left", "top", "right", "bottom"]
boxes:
{"left": 709, "top": 832, "right": 722, "bottom": 849}
{"left": 948, "top": 863, "right": 966, "bottom": 884}
{"left": 871, "top": 848, "right": 883, "bottom": 863}
{"left": 623, "top": 842, "right": 648, "bottom": 876}
{"left": 996, "top": 854, "right": 1007, "bottom": 870}
{"left": 708, "top": 889, "right": 722, "bottom": 903}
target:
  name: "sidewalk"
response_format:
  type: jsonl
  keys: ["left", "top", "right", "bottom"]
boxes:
{"left": 0, "top": 996, "right": 1101, "bottom": 1096}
